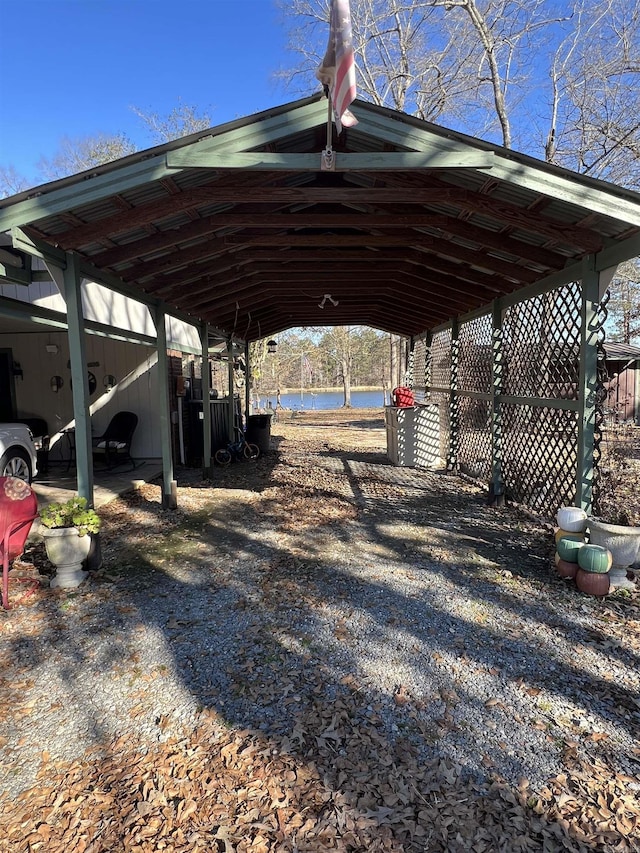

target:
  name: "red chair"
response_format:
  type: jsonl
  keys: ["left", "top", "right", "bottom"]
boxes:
{"left": 0, "top": 476, "right": 39, "bottom": 610}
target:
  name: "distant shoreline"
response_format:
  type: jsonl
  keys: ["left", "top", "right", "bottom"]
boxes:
{"left": 263, "top": 385, "right": 386, "bottom": 395}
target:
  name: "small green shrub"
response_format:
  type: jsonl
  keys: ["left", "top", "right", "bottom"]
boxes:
{"left": 40, "top": 496, "right": 101, "bottom": 536}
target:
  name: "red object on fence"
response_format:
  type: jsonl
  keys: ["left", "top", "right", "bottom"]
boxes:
{"left": 392, "top": 386, "right": 414, "bottom": 407}
{"left": 0, "top": 476, "right": 38, "bottom": 609}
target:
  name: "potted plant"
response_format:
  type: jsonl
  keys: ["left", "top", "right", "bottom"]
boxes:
{"left": 39, "top": 496, "right": 101, "bottom": 589}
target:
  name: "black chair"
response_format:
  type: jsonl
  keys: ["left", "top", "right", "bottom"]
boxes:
{"left": 92, "top": 411, "right": 138, "bottom": 471}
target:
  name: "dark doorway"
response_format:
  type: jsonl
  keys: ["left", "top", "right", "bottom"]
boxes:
{"left": 0, "top": 349, "right": 17, "bottom": 421}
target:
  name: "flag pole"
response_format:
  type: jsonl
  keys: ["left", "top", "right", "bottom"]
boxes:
{"left": 321, "top": 84, "right": 336, "bottom": 171}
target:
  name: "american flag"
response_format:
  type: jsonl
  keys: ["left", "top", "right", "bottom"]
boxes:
{"left": 316, "top": 0, "right": 358, "bottom": 132}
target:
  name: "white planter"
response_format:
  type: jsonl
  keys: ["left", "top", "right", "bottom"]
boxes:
{"left": 43, "top": 527, "right": 91, "bottom": 589}
{"left": 556, "top": 506, "right": 588, "bottom": 533}
{"left": 588, "top": 519, "right": 640, "bottom": 569}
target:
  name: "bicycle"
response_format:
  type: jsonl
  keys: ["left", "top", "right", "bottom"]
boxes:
{"left": 214, "top": 429, "right": 260, "bottom": 466}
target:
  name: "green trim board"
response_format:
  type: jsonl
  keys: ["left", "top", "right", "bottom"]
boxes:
{"left": 166, "top": 150, "right": 495, "bottom": 170}
{"left": 166, "top": 99, "right": 326, "bottom": 157}
{"left": 0, "top": 264, "right": 31, "bottom": 286}
{"left": 0, "top": 102, "right": 325, "bottom": 232}
{"left": 427, "top": 386, "right": 579, "bottom": 411}
{"left": 594, "top": 232, "right": 640, "bottom": 271}
{"left": 0, "top": 160, "right": 173, "bottom": 232}
{"left": 63, "top": 251, "right": 94, "bottom": 504}
{"left": 576, "top": 256, "right": 599, "bottom": 513}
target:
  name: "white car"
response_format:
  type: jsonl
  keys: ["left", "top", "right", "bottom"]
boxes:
{"left": 0, "top": 423, "right": 38, "bottom": 482}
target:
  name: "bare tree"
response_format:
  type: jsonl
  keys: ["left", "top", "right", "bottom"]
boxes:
{"left": 280, "top": 0, "right": 565, "bottom": 145}
{"left": 37, "top": 133, "right": 137, "bottom": 180}
{"left": 3, "top": 102, "right": 214, "bottom": 190}
{"left": 607, "top": 259, "right": 640, "bottom": 344}
{"left": 131, "top": 101, "right": 214, "bottom": 144}
{"left": 544, "top": 0, "right": 640, "bottom": 187}
{"left": 281, "top": 0, "right": 639, "bottom": 177}
{"left": 0, "top": 165, "right": 31, "bottom": 199}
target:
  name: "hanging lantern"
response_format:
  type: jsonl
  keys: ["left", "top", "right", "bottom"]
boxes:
{"left": 267, "top": 339, "right": 278, "bottom": 354}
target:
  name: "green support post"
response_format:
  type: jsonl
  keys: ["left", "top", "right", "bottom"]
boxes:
{"left": 227, "top": 339, "right": 235, "bottom": 440}
{"left": 244, "top": 341, "right": 250, "bottom": 424}
{"left": 447, "top": 320, "right": 459, "bottom": 471}
{"left": 63, "top": 252, "right": 94, "bottom": 504}
{"left": 490, "top": 300, "right": 505, "bottom": 505}
{"left": 154, "top": 306, "right": 177, "bottom": 509}
{"left": 576, "top": 256, "right": 600, "bottom": 512}
{"left": 200, "top": 323, "right": 213, "bottom": 478}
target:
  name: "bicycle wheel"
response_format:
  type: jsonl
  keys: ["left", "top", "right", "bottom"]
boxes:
{"left": 243, "top": 443, "right": 260, "bottom": 461}
{"left": 215, "top": 448, "right": 232, "bottom": 466}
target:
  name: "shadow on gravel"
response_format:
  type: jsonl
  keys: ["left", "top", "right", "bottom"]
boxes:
{"left": 2, "top": 415, "right": 639, "bottom": 851}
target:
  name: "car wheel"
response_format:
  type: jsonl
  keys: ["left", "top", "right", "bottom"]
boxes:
{"left": 0, "top": 449, "right": 32, "bottom": 483}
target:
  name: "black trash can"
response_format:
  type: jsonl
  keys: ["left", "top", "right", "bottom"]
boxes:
{"left": 246, "top": 414, "right": 272, "bottom": 454}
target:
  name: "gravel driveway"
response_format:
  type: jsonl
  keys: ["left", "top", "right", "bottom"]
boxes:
{"left": 1, "top": 410, "right": 638, "bottom": 852}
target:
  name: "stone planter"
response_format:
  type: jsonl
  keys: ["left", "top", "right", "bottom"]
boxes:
{"left": 43, "top": 527, "right": 92, "bottom": 589}
{"left": 588, "top": 519, "right": 640, "bottom": 568}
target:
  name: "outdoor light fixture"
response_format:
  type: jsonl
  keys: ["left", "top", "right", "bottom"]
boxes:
{"left": 318, "top": 293, "right": 339, "bottom": 309}
{"left": 267, "top": 339, "right": 278, "bottom": 354}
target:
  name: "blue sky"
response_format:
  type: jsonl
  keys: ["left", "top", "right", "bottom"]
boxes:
{"left": 0, "top": 0, "right": 305, "bottom": 186}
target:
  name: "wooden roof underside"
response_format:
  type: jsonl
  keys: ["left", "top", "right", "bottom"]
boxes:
{"left": 2, "top": 96, "right": 640, "bottom": 341}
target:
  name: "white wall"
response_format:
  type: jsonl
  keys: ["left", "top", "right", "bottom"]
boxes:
{"left": 0, "top": 330, "right": 162, "bottom": 459}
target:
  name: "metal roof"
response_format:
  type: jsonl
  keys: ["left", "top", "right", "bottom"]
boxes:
{"left": 2, "top": 94, "right": 640, "bottom": 341}
{"left": 605, "top": 341, "right": 640, "bottom": 360}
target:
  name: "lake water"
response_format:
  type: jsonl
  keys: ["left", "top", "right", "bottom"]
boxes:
{"left": 259, "top": 389, "right": 387, "bottom": 410}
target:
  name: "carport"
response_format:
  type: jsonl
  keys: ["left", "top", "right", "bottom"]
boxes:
{"left": 1, "top": 95, "right": 639, "bottom": 515}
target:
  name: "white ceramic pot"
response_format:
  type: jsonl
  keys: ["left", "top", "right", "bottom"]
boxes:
{"left": 587, "top": 519, "right": 640, "bottom": 569}
{"left": 43, "top": 527, "right": 91, "bottom": 589}
{"left": 556, "top": 506, "right": 588, "bottom": 533}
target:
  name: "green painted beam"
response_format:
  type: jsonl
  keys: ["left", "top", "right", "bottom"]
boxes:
{"left": 0, "top": 296, "right": 69, "bottom": 330}
{"left": 497, "top": 264, "right": 582, "bottom": 311}
{"left": 496, "top": 395, "right": 579, "bottom": 411}
{"left": 0, "top": 264, "right": 31, "bottom": 286}
{"left": 63, "top": 252, "right": 94, "bottom": 505}
{"left": 352, "top": 106, "right": 640, "bottom": 228}
{"left": 11, "top": 228, "right": 67, "bottom": 267}
{"left": 166, "top": 150, "right": 495, "bottom": 171}
{"left": 0, "top": 160, "right": 172, "bottom": 231}
{"left": 595, "top": 232, "right": 640, "bottom": 271}
{"left": 576, "top": 256, "right": 600, "bottom": 512}
{"left": 428, "top": 386, "right": 579, "bottom": 410}
{"left": 227, "top": 340, "right": 235, "bottom": 441}
{"left": 0, "top": 103, "right": 322, "bottom": 230}
{"left": 201, "top": 322, "right": 213, "bottom": 477}
{"left": 172, "top": 99, "right": 326, "bottom": 156}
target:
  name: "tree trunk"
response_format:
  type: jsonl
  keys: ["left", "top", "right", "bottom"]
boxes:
{"left": 342, "top": 356, "right": 352, "bottom": 407}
